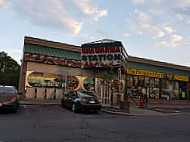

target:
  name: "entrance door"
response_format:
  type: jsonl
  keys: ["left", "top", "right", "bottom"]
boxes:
{"left": 97, "top": 80, "right": 111, "bottom": 106}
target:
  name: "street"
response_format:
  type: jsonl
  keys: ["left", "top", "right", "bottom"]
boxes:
{"left": 0, "top": 105, "right": 190, "bottom": 142}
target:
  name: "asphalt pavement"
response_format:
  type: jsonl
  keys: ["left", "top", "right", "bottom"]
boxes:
{"left": 20, "top": 99, "right": 189, "bottom": 116}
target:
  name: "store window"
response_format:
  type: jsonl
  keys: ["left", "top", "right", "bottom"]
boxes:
{"left": 111, "top": 80, "right": 124, "bottom": 92}
{"left": 179, "top": 81, "right": 187, "bottom": 100}
{"left": 66, "top": 76, "right": 79, "bottom": 90}
{"left": 27, "top": 72, "right": 44, "bottom": 87}
{"left": 83, "top": 78, "right": 95, "bottom": 91}
{"left": 44, "top": 73, "right": 64, "bottom": 88}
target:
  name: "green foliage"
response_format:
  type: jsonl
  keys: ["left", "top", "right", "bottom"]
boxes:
{"left": 0, "top": 51, "right": 20, "bottom": 89}
{"left": 99, "top": 67, "right": 118, "bottom": 81}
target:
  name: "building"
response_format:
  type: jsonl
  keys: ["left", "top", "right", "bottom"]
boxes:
{"left": 19, "top": 36, "right": 190, "bottom": 105}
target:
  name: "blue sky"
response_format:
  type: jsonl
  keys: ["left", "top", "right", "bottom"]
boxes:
{"left": 0, "top": 0, "right": 190, "bottom": 67}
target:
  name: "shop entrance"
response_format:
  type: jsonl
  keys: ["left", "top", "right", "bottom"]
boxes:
{"left": 97, "top": 80, "right": 112, "bottom": 106}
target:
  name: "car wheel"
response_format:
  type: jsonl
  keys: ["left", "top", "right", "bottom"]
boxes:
{"left": 72, "top": 103, "right": 77, "bottom": 112}
{"left": 13, "top": 102, "right": 18, "bottom": 113}
{"left": 61, "top": 100, "right": 65, "bottom": 108}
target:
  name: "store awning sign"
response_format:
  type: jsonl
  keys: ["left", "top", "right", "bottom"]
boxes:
{"left": 127, "top": 68, "right": 189, "bottom": 82}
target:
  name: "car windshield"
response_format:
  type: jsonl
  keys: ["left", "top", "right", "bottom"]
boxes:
{"left": 0, "top": 86, "right": 15, "bottom": 94}
{"left": 78, "top": 91, "right": 97, "bottom": 98}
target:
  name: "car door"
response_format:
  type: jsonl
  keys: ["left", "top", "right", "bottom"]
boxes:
{"left": 64, "top": 91, "right": 72, "bottom": 107}
{"left": 67, "top": 91, "right": 74, "bottom": 108}
{"left": 68, "top": 91, "right": 78, "bottom": 108}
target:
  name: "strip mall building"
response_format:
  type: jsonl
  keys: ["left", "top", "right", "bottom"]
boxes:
{"left": 19, "top": 37, "right": 190, "bottom": 105}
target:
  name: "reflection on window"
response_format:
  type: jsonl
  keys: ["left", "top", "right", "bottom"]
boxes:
{"left": 28, "top": 72, "right": 44, "bottom": 87}
{"left": 44, "top": 73, "right": 64, "bottom": 88}
{"left": 66, "top": 76, "right": 79, "bottom": 90}
{"left": 83, "top": 78, "right": 95, "bottom": 91}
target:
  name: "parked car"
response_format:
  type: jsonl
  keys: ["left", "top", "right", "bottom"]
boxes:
{"left": 61, "top": 91, "right": 102, "bottom": 113}
{"left": 0, "top": 85, "right": 20, "bottom": 112}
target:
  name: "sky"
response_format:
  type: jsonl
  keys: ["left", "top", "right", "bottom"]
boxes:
{"left": 0, "top": 0, "right": 190, "bottom": 67}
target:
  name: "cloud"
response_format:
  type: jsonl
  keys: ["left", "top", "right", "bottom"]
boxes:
{"left": 170, "top": 34, "right": 183, "bottom": 42}
{"left": 132, "top": 0, "right": 145, "bottom": 4}
{"left": 154, "top": 41, "right": 178, "bottom": 48}
{"left": 0, "top": 0, "right": 11, "bottom": 8}
{"left": 135, "top": 10, "right": 150, "bottom": 22}
{"left": 71, "top": 0, "right": 108, "bottom": 21}
{"left": 11, "top": 0, "right": 82, "bottom": 36}
{"left": 149, "top": 9, "right": 164, "bottom": 16}
{"left": 123, "top": 33, "right": 130, "bottom": 37}
{"left": 154, "top": 31, "right": 165, "bottom": 38}
{"left": 175, "top": 14, "right": 184, "bottom": 20}
{"left": 164, "top": 27, "right": 175, "bottom": 34}
{"left": 187, "top": 20, "right": 190, "bottom": 24}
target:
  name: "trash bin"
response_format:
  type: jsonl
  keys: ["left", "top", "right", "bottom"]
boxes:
{"left": 120, "top": 101, "right": 130, "bottom": 113}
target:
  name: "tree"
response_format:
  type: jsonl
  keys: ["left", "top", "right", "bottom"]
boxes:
{"left": 0, "top": 51, "right": 20, "bottom": 89}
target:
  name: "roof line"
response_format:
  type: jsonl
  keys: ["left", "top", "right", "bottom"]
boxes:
{"left": 128, "top": 56, "right": 190, "bottom": 72}
{"left": 24, "top": 36, "right": 81, "bottom": 52}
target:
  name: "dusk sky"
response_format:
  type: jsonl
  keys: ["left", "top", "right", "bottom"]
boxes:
{"left": 0, "top": 0, "right": 190, "bottom": 67}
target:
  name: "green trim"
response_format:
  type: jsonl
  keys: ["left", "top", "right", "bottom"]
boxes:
{"left": 24, "top": 43, "right": 81, "bottom": 60}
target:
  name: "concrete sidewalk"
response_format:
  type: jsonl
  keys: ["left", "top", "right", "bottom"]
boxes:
{"left": 20, "top": 99, "right": 183, "bottom": 116}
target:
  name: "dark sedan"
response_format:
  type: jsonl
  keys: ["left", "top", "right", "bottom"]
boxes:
{"left": 61, "top": 91, "right": 102, "bottom": 113}
{"left": 0, "top": 86, "right": 20, "bottom": 112}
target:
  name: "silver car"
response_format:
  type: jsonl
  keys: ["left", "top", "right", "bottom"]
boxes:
{"left": 0, "top": 86, "right": 20, "bottom": 112}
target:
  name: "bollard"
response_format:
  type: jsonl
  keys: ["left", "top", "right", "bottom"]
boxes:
{"left": 139, "top": 98, "right": 144, "bottom": 108}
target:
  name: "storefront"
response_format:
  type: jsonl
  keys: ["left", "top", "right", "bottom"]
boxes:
{"left": 19, "top": 37, "right": 126, "bottom": 104}
{"left": 19, "top": 36, "right": 190, "bottom": 105}
{"left": 127, "top": 57, "right": 190, "bottom": 101}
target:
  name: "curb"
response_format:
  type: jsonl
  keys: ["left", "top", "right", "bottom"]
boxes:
{"left": 20, "top": 101, "right": 60, "bottom": 106}
{"left": 148, "top": 107, "right": 181, "bottom": 114}
{"left": 101, "top": 109, "right": 136, "bottom": 116}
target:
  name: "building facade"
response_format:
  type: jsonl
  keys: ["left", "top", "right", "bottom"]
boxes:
{"left": 19, "top": 36, "right": 190, "bottom": 105}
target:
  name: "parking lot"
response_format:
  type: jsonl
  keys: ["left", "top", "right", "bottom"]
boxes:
{"left": 1, "top": 104, "right": 190, "bottom": 142}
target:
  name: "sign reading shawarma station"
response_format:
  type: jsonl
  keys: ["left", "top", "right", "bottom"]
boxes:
{"left": 81, "top": 39, "right": 124, "bottom": 68}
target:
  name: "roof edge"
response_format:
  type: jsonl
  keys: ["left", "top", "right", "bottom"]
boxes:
{"left": 24, "top": 36, "right": 81, "bottom": 52}
{"left": 128, "top": 56, "right": 190, "bottom": 72}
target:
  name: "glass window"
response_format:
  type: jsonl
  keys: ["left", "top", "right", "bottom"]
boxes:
{"left": 44, "top": 73, "right": 64, "bottom": 88}
{"left": 78, "top": 91, "right": 97, "bottom": 97}
{"left": 0, "top": 86, "right": 16, "bottom": 94}
{"left": 134, "top": 76, "right": 138, "bottom": 86}
{"left": 145, "top": 77, "right": 149, "bottom": 87}
{"left": 155, "top": 78, "right": 159, "bottom": 88}
{"left": 149, "top": 88, "right": 159, "bottom": 99}
{"left": 83, "top": 78, "right": 95, "bottom": 91}
{"left": 66, "top": 76, "right": 79, "bottom": 90}
{"left": 150, "top": 78, "right": 155, "bottom": 88}
{"left": 127, "top": 75, "right": 133, "bottom": 87}
{"left": 111, "top": 80, "right": 124, "bottom": 92}
{"left": 28, "top": 72, "right": 44, "bottom": 87}
{"left": 139, "top": 76, "right": 144, "bottom": 86}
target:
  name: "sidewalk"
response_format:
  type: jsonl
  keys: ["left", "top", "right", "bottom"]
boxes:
{"left": 20, "top": 99, "right": 184, "bottom": 116}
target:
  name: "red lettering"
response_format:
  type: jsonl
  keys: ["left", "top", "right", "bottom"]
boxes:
{"left": 99, "top": 47, "right": 104, "bottom": 53}
{"left": 110, "top": 47, "right": 115, "bottom": 53}
{"left": 105, "top": 47, "right": 109, "bottom": 53}
{"left": 95, "top": 47, "right": 100, "bottom": 53}
{"left": 90, "top": 48, "right": 94, "bottom": 53}
{"left": 82, "top": 48, "right": 86, "bottom": 54}
{"left": 115, "top": 46, "right": 120, "bottom": 52}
